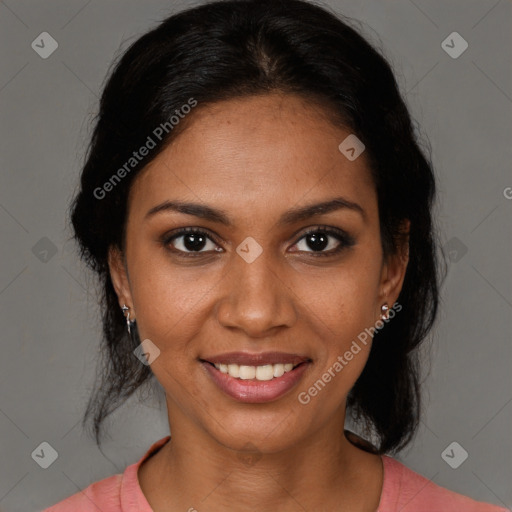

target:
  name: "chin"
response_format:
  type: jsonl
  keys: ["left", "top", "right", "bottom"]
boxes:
{"left": 205, "top": 407, "right": 303, "bottom": 454}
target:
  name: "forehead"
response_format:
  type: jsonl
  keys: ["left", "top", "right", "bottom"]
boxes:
{"left": 129, "top": 93, "right": 376, "bottom": 221}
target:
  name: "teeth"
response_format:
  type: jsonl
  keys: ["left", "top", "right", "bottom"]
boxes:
{"left": 227, "top": 363, "right": 239, "bottom": 378}
{"left": 273, "top": 364, "right": 284, "bottom": 378}
{"left": 213, "top": 362, "right": 299, "bottom": 380}
{"left": 239, "top": 365, "right": 256, "bottom": 379}
{"left": 256, "top": 365, "right": 274, "bottom": 381}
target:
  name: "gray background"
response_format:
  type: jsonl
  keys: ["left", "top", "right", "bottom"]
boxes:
{"left": 0, "top": 0, "right": 511, "bottom": 510}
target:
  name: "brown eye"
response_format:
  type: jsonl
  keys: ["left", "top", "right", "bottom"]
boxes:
{"left": 291, "top": 227, "right": 355, "bottom": 256}
{"left": 163, "top": 228, "right": 221, "bottom": 256}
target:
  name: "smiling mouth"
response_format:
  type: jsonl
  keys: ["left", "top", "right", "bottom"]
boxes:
{"left": 200, "top": 355, "right": 312, "bottom": 403}
{"left": 204, "top": 361, "right": 305, "bottom": 381}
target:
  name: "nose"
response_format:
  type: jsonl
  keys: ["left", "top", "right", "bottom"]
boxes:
{"left": 215, "top": 247, "right": 297, "bottom": 338}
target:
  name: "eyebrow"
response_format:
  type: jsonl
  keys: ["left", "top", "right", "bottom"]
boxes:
{"left": 144, "top": 196, "right": 366, "bottom": 226}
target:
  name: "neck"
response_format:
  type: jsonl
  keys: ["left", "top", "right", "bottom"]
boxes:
{"left": 140, "top": 406, "right": 383, "bottom": 512}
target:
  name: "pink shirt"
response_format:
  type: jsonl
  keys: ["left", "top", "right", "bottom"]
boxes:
{"left": 43, "top": 436, "right": 510, "bottom": 512}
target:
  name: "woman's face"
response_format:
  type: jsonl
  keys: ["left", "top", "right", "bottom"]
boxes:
{"left": 109, "top": 93, "right": 408, "bottom": 453}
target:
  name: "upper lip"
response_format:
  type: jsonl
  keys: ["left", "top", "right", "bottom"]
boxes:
{"left": 201, "top": 352, "right": 311, "bottom": 366}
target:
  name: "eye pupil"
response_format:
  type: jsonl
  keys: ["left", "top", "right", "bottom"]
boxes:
{"left": 307, "top": 232, "right": 329, "bottom": 251}
{"left": 184, "top": 233, "right": 207, "bottom": 251}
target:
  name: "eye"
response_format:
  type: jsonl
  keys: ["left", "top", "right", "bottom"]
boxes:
{"left": 291, "top": 226, "right": 355, "bottom": 257}
{"left": 163, "top": 227, "right": 221, "bottom": 256}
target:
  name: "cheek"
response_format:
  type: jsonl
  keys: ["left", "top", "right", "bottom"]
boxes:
{"left": 127, "top": 252, "right": 217, "bottom": 354}
{"left": 293, "top": 247, "right": 383, "bottom": 392}
{"left": 303, "top": 255, "right": 382, "bottom": 339}
{"left": 129, "top": 262, "right": 210, "bottom": 406}
{"left": 132, "top": 289, "right": 219, "bottom": 427}
{"left": 295, "top": 268, "right": 380, "bottom": 413}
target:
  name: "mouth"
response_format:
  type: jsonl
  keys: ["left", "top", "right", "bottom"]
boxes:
{"left": 199, "top": 352, "right": 312, "bottom": 403}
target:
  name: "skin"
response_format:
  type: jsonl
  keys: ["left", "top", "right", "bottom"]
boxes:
{"left": 108, "top": 92, "right": 409, "bottom": 512}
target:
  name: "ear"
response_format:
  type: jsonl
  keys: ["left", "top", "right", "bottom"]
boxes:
{"left": 108, "top": 245, "right": 135, "bottom": 316}
{"left": 378, "top": 219, "right": 410, "bottom": 307}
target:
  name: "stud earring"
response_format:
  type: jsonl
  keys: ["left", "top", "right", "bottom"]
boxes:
{"left": 380, "top": 303, "right": 390, "bottom": 321}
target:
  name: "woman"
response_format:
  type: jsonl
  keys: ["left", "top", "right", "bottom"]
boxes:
{"left": 44, "top": 0, "right": 509, "bottom": 510}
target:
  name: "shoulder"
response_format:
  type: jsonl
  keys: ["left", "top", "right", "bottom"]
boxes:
{"left": 41, "top": 473, "right": 123, "bottom": 511}
{"left": 41, "top": 436, "right": 171, "bottom": 512}
{"left": 379, "top": 455, "right": 510, "bottom": 512}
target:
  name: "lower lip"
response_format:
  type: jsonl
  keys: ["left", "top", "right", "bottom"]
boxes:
{"left": 202, "top": 361, "right": 310, "bottom": 403}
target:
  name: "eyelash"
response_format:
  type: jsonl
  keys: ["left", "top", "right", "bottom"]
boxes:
{"left": 161, "top": 226, "right": 355, "bottom": 258}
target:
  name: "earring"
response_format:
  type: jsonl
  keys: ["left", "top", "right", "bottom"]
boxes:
{"left": 121, "top": 304, "right": 135, "bottom": 334}
{"left": 380, "top": 303, "right": 390, "bottom": 321}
